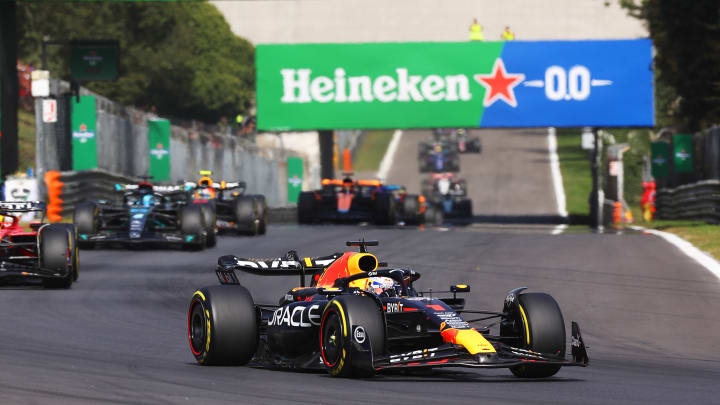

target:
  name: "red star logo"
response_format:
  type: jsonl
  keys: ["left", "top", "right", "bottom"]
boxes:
{"left": 474, "top": 59, "right": 525, "bottom": 108}
{"left": 79, "top": 123, "right": 87, "bottom": 131}
{"left": 156, "top": 143, "right": 163, "bottom": 149}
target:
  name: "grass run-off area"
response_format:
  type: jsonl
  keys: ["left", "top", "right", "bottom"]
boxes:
{"left": 555, "top": 128, "right": 591, "bottom": 217}
{"left": 352, "top": 130, "right": 394, "bottom": 172}
{"left": 638, "top": 220, "right": 720, "bottom": 260}
{"left": 555, "top": 127, "right": 720, "bottom": 260}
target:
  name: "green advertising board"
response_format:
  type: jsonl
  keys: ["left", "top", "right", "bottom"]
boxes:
{"left": 71, "top": 95, "right": 98, "bottom": 171}
{"left": 257, "top": 42, "right": 502, "bottom": 130}
{"left": 70, "top": 41, "right": 119, "bottom": 81}
{"left": 287, "top": 156, "right": 303, "bottom": 203}
{"left": 148, "top": 119, "right": 171, "bottom": 181}
{"left": 651, "top": 142, "right": 669, "bottom": 178}
{"left": 673, "top": 134, "right": 694, "bottom": 173}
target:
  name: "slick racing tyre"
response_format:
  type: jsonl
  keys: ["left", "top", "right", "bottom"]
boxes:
{"left": 39, "top": 223, "right": 74, "bottom": 289}
{"left": 374, "top": 193, "right": 396, "bottom": 225}
{"left": 252, "top": 195, "right": 267, "bottom": 235}
{"left": 197, "top": 202, "right": 217, "bottom": 248}
{"left": 502, "top": 293, "right": 566, "bottom": 378}
{"left": 402, "top": 195, "right": 421, "bottom": 225}
{"left": 320, "top": 295, "right": 385, "bottom": 378}
{"left": 424, "top": 204, "right": 443, "bottom": 225}
{"left": 55, "top": 223, "right": 80, "bottom": 282}
{"left": 180, "top": 205, "right": 206, "bottom": 250}
{"left": 457, "top": 199, "right": 473, "bottom": 218}
{"left": 73, "top": 201, "right": 98, "bottom": 249}
{"left": 233, "top": 196, "right": 259, "bottom": 235}
{"left": 297, "top": 192, "right": 316, "bottom": 224}
{"left": 188, "top": 285, "right": 259, "bottom": 366}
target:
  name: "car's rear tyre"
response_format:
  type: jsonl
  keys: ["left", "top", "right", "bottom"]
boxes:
{"left": 320, "top": 295, "right": 385, "bottom": 378}
{"left": 74, "top": 202, "right": 98, "bottom": 250}
{"left": 457, "top": 199, "right": 473, "bottom": 218}
{"left": 39, "top": 224, "right": 74, "bottom": 289}
{"left": 252, "top": 195, "right": 267, "bottom": 235}
{"left": 374, "top": 193, "right": 396, "bottom": 225}
{"left": 297, "top": 192, "right": 316, "bottom": 224}
{"left": 180, "top": 205, "right": 206, "bottom": 250}
{"left": 197, "top": 202, "right": 216, "bottom": 248}
{"left": 233, "top": 196, "right": 258, "bottom": 235}
{"left": 402, "top": 195, "right": 421, "bottom": 225}
{"left": 503, "top": 293, "right": 566, "bottom": 378}
{"left": 424, "top": 204, "right": 443, "bottom": 225}
{"left": 188, "top": 285, "right": 258, "bottom": 366}
{"left": 55, "top": 223, "right": 79, "bottom": 281}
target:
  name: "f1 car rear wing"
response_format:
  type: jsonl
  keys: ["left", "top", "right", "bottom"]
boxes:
{"left": 182, "top": 181, "right": 247, "bottom": 191}
{"left": 0, "top": 201, "right": 46, "bottom": 213}
{"left": 216, "top": 253, "right": 340, "bottom": 287}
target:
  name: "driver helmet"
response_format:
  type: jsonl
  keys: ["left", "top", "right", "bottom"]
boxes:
{"left": 138, "top": 182, "right": 153, "bottom": 194}
{"left": 433, "top": 144, "right": 442, "bottom": 153}
{"left": 342, "top": 177, "right": 354, "bottom": 193}
{"left": 366, "top": 276, "right": 399, "bottom": 297}
{"left": 141, "top": 194, "right": 156, "bottom": 207}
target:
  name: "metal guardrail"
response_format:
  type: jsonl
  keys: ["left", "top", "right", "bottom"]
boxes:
{"left": 656, "top": 180, "right": 720, "bottom": 223}
{"left": 53, "top": 169, "right": 295, "bottom": 221}
{"left": 55, "top": 169, "right": 140, "bottom": 216}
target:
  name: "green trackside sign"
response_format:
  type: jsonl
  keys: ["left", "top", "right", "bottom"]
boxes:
{"left": 673, "top": 134, "right": 693, "bottom": 173}
{"left": 148, "top": 119, "right": 171, "bottom": 181}
{"left": 256, "top": 40, "right": 654, "bottom": 130}
{"left": 71, "top": 95, "right": 98, "bottom": 170}
{"left": 70, "top": 41, "right": 119, "bottom": 81}
{"left": 287, "top": 156, "right": 303, "bottom": 203}
{"left": 651, "top": 142, "right": 669, "bottom": 178}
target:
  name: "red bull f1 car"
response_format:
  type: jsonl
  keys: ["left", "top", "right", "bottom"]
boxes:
{"left": 187, "top": 240, "right": 589, "bottom": 378}
{"left": 0, "top": 201, "right": 78, "bottom": 288}
{"left": 183, "top": 171, "right": 268, "bottom": 247}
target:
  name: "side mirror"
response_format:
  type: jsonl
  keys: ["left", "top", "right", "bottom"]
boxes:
{"left": 450, "top": 284, "right": 470, "bottom": 293}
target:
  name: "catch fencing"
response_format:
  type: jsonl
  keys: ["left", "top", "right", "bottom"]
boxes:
{"left": 656, "top": 180, "right": 720, "bottom": 223}
{"left": 35, "top": 79, "right": 318, "bottom": 207}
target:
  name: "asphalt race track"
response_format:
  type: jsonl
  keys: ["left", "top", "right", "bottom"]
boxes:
{"left": 2, "top": 130, "right": 720, "bottom": 404}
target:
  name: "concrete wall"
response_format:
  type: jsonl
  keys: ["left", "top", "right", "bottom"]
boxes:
{"left": 211, "top": 0, "right": 647, "bottom": 44}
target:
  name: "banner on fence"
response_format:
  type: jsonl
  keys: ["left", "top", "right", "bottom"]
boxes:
{"left": 651, "top": 142, "right": 669, "bottom": 178}
{"left": 287, "top": 156, "right": 304, "bottom": 203}
{"left": 71, "top": 95, "right": 98, "bottom": 171}
{"left": 673, "top": 134, "right": 694, "bottom": 173}
{"left": 257, "top": 39, "right": 654, "bottom": 130}
{"left": 148, "top": 119, "right": 171, "bottom": 182}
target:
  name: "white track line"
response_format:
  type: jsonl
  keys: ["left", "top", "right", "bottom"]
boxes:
{"left": 377, "top": 129, "right": 403, "bottom": 182}
{"left": 547, "top": 127, "right": 568, "bottom": 235}
{"left": 631, "top": 226, "right": 720, "bottom": 280}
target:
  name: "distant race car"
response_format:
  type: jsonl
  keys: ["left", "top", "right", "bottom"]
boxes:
{"left": 418, "top": 142, "right": 460, "bottom": 173}
{"left": 183, "top": 171, "right": 267, "bottom": 245}
{"left": 0, "top": 201, "right": 78, "bottom": 288}
{"left": 187, "top": 239, "right": 589, "bottom": 378}
{"left": 297, "top": 178, "right": 396, "bottom": 225}
{"left": 421, "top": 173, "right": 473, "bottom": 220}
{"left": 381, "top": 184, "right": 442, "bottom": 225}
{"left": 433, "top": 128, "right": 482, "bottom": 154}
{"left": 73, "top": 181, "right": 207, "bottom": 250}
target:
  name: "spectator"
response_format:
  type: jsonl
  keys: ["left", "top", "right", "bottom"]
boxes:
{"left": 469, "top": 18, "right": 484, "bottom": 41}
{"left": 501, "top": 26, "right": 515, "bottom": 41}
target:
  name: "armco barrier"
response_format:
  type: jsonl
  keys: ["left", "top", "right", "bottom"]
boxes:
{"left": 46, "top": 169, "right": 299, "bottom": 222}
{"left": 656, "top": 180, "right": 720, "bottom": 223}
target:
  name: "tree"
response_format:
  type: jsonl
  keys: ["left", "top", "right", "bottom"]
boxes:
{"left": 16, "top": 1, "right": 255, "bottom": 123}
{"left": 621, "top": 0, "right": 720, "bottom": 131}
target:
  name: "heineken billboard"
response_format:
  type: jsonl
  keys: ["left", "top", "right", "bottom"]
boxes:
{"left": 71, "top": 95, "right": 98, "bottom": 171}
{"left": 148, "top": 119, "right": 171, "bottom": 182}
{"left": 70, "top": 40, "right": 119, "bottom": 81}
{"left": 256, "top": 40, "right": 654, "bottom": 130}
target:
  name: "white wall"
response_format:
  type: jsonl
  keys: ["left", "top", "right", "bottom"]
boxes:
{"left": 211, "top": 0, "right": 647, "bottom": 44}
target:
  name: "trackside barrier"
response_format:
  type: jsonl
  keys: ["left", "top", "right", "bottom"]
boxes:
{"left": 655, "top": 180, "right": 720, "bottom": 223}
{"left": 43, "top": 169, "right": 298, "bottom": 221}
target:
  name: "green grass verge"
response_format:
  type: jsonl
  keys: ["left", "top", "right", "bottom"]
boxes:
{"left": 353, "top": 130, "right": 394, "bottom": 172}
{"left": 635, "top": 219, "right": 720, "bottom": 260}
{"left": 18, "top": 108, "right": 36, "bottom": 173}
{"left": 555, "top": 129, "right": 591, "bottom": 217}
